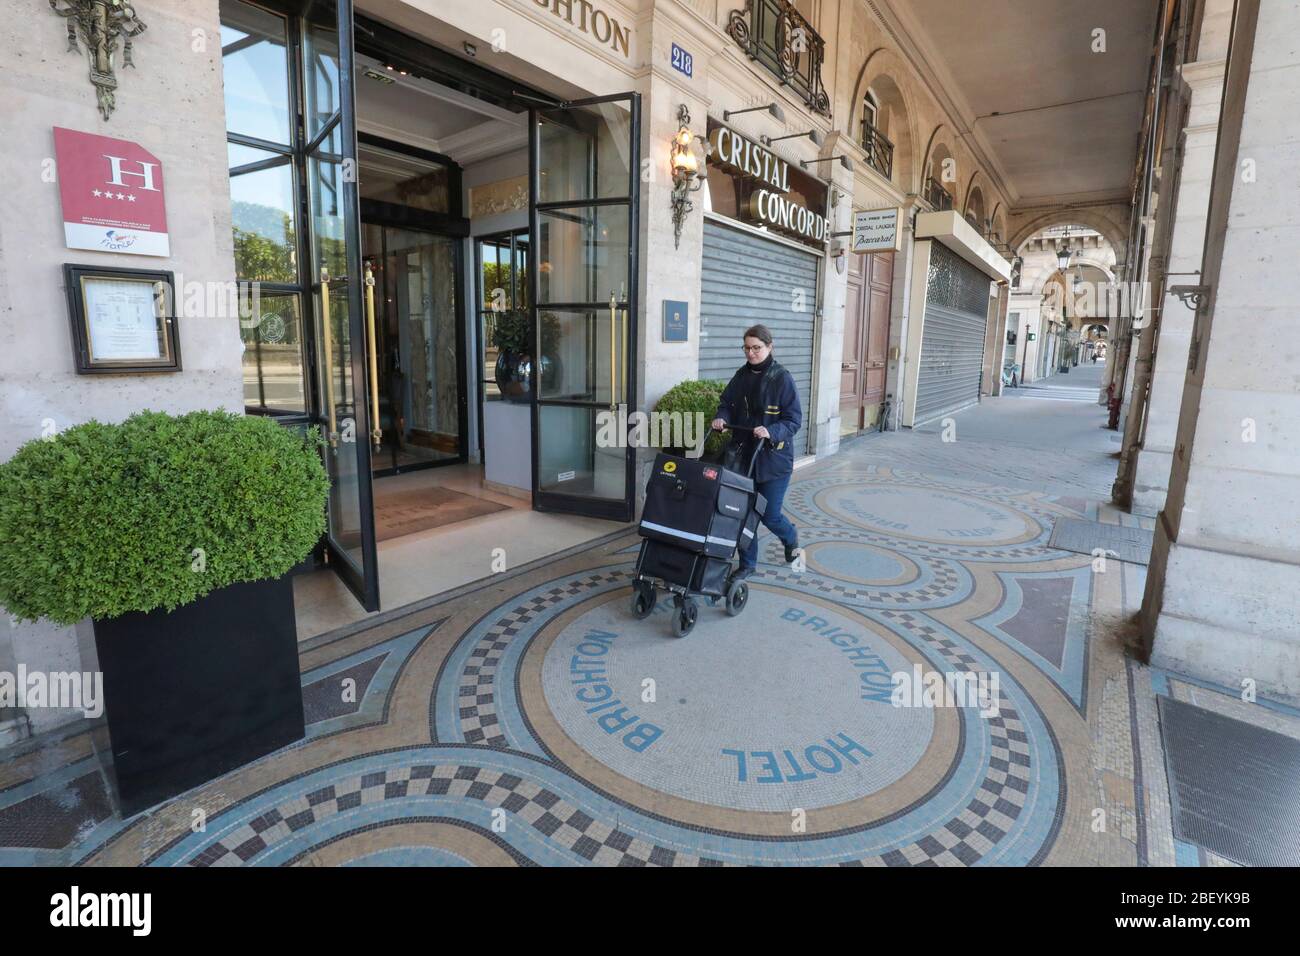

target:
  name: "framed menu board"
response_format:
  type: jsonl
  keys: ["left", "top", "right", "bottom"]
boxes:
{"left": 63, "top": 264, "right": 180, "bottom": 374}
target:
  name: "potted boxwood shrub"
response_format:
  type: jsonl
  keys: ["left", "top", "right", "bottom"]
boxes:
{"left": 0, "top": 409, "right": 329, "bottom": 817}
{"left": 654, "top": 379, "right": 731, "bottom": 460}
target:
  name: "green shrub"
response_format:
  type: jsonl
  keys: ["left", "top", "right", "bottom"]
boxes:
{"left": 0, "top": 409, "right": 329, "bottom": 626}
{"left": 654, "top": 379, "right": 730, "bottom": 457}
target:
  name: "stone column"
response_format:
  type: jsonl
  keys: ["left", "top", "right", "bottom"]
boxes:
{"left": 882, "top": 199, "right": 920, "bottom": 429}
{"left": 1142, "top": 0, "right": 1300, "bottom": 704}
{"left": 1130, "top": 9, "right": 1232, "bottom": 516}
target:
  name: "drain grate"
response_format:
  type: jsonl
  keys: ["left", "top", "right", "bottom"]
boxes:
{"left": 1049, "top": 517, "right": 1153, "bottom": 565}
{"left": 1158, "top": 696, "right": 1300, "bottom": 867}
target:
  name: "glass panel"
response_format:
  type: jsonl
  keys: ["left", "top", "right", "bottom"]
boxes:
{"left": 307, "top": 124, "right": 347, "bottom": 281}
{"left": 479, "top": 235, "right": 512, "bottom": 311}
{"left": 538, "top": 308, "right": 626, "bottom": 407}
{"left": 229, "top": 157, "right": 297, "bottom": 282}
{"left": 537, "top": 405, "right": 627, "bottom": 498}
{"left": 358, "top": 143, "right": 451, "bottom": 214}
{"left": 220, "top": 0, "right": 292, "bottom": 145}
{"left": 316, "top": 275, "right": 363, "bottom": 558}
{"left": 241, "top": 292, "right": 305, "bottom": 413}
{"left": 513, "top": 233, "right": 530, "bottom": 308}
{"left": 538, "top": 103, "right": 633, "bottom": 203}
{"left": 368, "top": 226, "right": 460, "bottom": 471}
{"left": 302, "top": 3, "right": 341, "bottom": 142}
{"left": 537, "top": 205, "right": 628, "bottom": 304}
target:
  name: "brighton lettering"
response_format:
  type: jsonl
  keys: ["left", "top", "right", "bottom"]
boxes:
{"left": 530, "top": 0, "right": 631, "bottom": 57}
{"left": 569, "top": 629, "right": 663, "bottom": 752}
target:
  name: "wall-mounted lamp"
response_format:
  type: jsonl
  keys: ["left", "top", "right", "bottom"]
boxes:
{"left": 801, "top": 154, "right": 855, "bottom": 173}
{"left": 723, "top": 102, "right": 787, "bottom": 123}
{"left": 762, "top": 129, "right": 824, "bottom": 147}
{"left": 670, "top": 104, "right": 707, "bottom": 250}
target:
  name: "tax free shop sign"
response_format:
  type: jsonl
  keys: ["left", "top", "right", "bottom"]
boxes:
{"left": 707, "top": 121, "right": 831, "bottom": 248}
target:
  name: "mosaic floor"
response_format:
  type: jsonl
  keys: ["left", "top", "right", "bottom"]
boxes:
{"left": 3, "top": 433, "right": 1296, "bottom": 866}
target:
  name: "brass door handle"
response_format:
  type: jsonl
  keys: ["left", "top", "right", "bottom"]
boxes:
{"left": 364, "top": 264, "right": 382, "bottom": 450}
{"left": 609, "top": 291, "right": 618, "bottom": 411}
{"left": 320, "top": 267, "right": 338, "bottom": 448}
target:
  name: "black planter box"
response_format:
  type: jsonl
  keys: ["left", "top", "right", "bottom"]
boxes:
{"left": 93, "top": 575, "right": 305, "bottom": 818}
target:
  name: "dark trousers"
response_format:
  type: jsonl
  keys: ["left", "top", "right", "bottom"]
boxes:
{"left": 740, "top": 474, "right": 798, "bottom": 569}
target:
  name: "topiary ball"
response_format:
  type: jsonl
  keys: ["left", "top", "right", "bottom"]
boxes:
{"left": 0, "top": 409, "right": 329, "bottom": 626}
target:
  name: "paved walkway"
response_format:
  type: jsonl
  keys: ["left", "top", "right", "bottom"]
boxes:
{"left": 2, "top": 374, "right": 1296, "bottom": 866}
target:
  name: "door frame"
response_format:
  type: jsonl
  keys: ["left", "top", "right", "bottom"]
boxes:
{"left": 527, "top": 92, "right": 642, "bottom": 523}
{"left": 357, "top": 133, "right": 470, "bottom": 478}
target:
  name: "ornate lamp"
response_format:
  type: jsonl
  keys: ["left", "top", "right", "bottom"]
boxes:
{"left": 670, "top": 105, "right": 707, "bottom": 250}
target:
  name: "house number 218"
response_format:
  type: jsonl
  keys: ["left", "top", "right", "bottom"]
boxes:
{"left": 671, "top": 43, "right": 693, "bottom": 78}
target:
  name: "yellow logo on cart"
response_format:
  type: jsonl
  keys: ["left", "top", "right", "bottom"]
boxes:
{"left": 663, "top": 461, "right": 677, "bottom": 473}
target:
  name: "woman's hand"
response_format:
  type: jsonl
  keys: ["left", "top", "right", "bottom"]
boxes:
{"left": 711, "top": 418, "right": 727, "bottom": 431}
{"left": 752, "top": 426, "right": 770, "bottom": 440}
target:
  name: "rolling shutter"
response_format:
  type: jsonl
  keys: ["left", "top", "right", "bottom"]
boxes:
{"left": 699, "top": 218, "right": 817, "bottom": 454}
{"left": 914, "top": 241, "right": 992, "bottom": 425}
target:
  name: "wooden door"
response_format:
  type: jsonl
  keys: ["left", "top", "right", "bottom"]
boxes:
{"left": 863, "top": 252, "right": 894, "bottom": 407}
{"left": 840, "top": 256, "right": 867, "bottom": 432}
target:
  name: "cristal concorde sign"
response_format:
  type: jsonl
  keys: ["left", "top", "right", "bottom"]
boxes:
{"left": 707, "top": 122, "right": 831, "bottom": 247}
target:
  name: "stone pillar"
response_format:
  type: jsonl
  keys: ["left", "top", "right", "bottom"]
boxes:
{"left": 981, "top": 282, "right": 1010, "bottom": 396}
{"left": 1130, "top": 9, "right": 1232, "bottom": 516}
{"left": 1142, "top": 0, "right": 1300, "bottom": 704}
{"left": 882, "top": 200, "right": 920, "bottom": 430}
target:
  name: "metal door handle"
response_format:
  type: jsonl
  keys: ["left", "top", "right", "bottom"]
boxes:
{"left": 842, "top": 362, "right": 858, "bottom": 370}
{"left": 609, "top": 291, "right": 618, "bottom": 410}
{"left": 319, "top": 267, "right": 338, "bottom": 448}
{"left": 364, "top": 264, "right": 382, "bottom": 450}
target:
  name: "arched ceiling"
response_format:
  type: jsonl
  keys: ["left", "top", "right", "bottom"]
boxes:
{"left": 873, "top": 0, "right": 1161, "bottom": 206}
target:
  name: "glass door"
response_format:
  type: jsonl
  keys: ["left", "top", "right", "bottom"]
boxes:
{"left": 530, "top": 94, "right": 640, "bottom": 522}
{"left": 303, "top": 0, "right": 380, "bottom": 610}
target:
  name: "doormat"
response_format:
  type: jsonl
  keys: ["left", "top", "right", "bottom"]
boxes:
{"left": 1158, "top": 695, "right": 1300, "bottom": 866}
{"left": 374, "top": 486, "right": 510, "bottom": 542}
{"left": 1048, "top": 517, "right": 1153, "bottom": 565}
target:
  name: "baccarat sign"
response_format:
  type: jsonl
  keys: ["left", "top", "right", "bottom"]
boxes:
{"left": 54, "top": 127, "right": 169, "bottom": 257}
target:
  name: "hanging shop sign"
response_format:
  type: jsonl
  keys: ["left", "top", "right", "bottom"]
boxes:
{"left": 54, "top": 127, "right": 169, "bottom": 257}
{"left": 705, "top": 119, "right": 830, "bottom": 251}
{"left": 852, "top": 207, "right": 902, "bottom": 253}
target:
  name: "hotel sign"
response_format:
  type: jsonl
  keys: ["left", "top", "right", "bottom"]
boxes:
{"left": 529, "top": 0, "right": 631, "bottom": 58}
{"left": 54, "top": 127, "right": 169, "bottom": 257}
{"left": 706, "top": 119, "right": 830, "bottom": 250}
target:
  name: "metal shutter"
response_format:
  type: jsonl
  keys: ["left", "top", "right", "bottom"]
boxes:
{"left": 914, "top": 241, "right": 991, "bottom": 425}
{"left": 699, "top": 219, "right": 817, "bottom": 454}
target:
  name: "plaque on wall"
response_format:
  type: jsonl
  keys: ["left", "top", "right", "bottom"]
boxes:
{"left": 64, "top": 264, "right": 180, "bottom": 374}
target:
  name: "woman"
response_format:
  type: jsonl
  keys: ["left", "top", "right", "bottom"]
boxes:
{"left": 711, "top": 324, "right": 802, "bottom": 579}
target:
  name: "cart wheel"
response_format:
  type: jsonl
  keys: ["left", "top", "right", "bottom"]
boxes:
{"left": 671, "top": 599, "right": 698, "bottom": 638}
{"left": 725, "top": 580, "right": 749, "bottom": 617}
{"left": 630, "top": 581, "right": 656, "bottom": 619}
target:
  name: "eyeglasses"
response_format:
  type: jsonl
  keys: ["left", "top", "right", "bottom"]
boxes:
{"left": 741, "top": 344, "right": 768, "bottom": 353}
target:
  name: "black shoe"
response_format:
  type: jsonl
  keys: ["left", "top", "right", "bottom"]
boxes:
{"left": 732, "top": 566, "right": 756, "bottom": 581}
{"left": 784, "top": 540, "right": 801, "bottom": 563}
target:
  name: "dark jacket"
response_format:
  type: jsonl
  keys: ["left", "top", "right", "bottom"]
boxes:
{"left": 714, "top": 358, "right": 802, "bottom": 481}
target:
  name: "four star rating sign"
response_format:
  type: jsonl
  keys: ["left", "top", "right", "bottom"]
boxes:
{"left": 54, "top": 126, "right": 170, "bottom": 256}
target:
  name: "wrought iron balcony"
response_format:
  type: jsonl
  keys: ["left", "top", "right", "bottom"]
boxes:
{"left": 924, "top": 177, "right": 953, "bottom": 211}
{"left": 726, "top": 0, "right": 830, "bottom": 117}
{"left": 860, "top": 122, "right": 895, "bottom": 181}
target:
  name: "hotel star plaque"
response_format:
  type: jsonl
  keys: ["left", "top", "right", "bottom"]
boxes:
{"left": 64, "top": 264, "right": 180, "bottom": 374}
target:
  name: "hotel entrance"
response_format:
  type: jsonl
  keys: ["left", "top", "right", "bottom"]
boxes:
{"left": 221, "top": 0, "right": 641, "bottom": 627}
